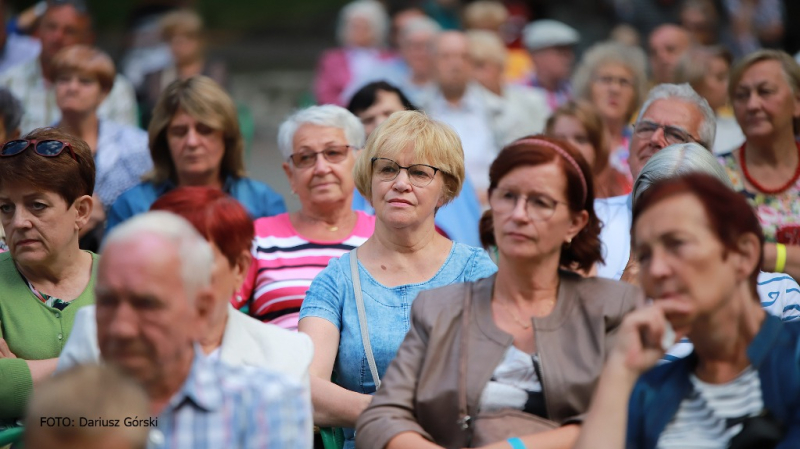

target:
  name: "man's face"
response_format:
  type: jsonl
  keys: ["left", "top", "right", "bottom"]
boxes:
{"left": 648, "top": 26, "right": 690, "bottom": 84}
{"left": 37, "top": 5, "right": 89, "bottom": 62}
{"left": 530, "top": 45, "right": 575, "bottom": 84}
{"left": 96, "top": 235, "right": 206, "bottom": 390}
{"left": 433, "top": 32, "right": 472, "bottom": 93}
{"left": 628, "top": 98, "right": 704, "bottom": 179}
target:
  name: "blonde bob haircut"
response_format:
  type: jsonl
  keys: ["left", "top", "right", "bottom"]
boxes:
{"left": 50, "top": 45, "right": 116, "bottom": 93}
{"left": 146, "top": 75, "right": 245, "bottom": 184}
{"left": 161, "top": 8, "right": 203, "bottom": 40}
{"left": 353, "top": 110, "right": 465, "bottom": 206}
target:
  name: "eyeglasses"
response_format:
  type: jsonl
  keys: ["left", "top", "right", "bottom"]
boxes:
{"left": 1, "top": 139, "right": 79, "bottom": 162}
{"left": 593, "top": 75, "right": 634, "bottom": 89}
{"left": 288, "top": 145, "right": 354, "bottom": 169}
{"left": 371, "top": 157, "right": 440, "bottom": 187}
{"left": 633, "top": 120, "right": 698, "bottom": 146}
{"left": 489, "top": 188, "right": 565, "bottom": 221}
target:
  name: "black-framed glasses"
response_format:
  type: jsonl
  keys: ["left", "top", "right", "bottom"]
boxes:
{"left": 489, "top": 188, "right": 566, "bottom": 221}
{"left": 288, "top": 145, "right": 354, "bottom": 169}
{"left": 371, "top": 157, "right": 440, "bottom": 187}
{"left": 633, "top": 120, "right": 698, "bottom": 146}
{"left": 1, "top": 139, "right": 79, "bottom": 162}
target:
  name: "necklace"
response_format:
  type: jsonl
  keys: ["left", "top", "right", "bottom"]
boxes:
{"left": 499, "top": 300, "right": 532, "bottom": 330}
{"left": 740, "top": 142, "right": 800, "bottom": 194}
{"left": 327, "top": 226, "right": 339, "bottom": 232}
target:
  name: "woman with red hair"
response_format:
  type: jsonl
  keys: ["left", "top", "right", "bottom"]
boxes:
{"left": 57, "top": 187, "right": 313, "bottom": 385}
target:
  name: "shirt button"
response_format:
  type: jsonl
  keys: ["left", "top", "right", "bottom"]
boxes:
{"left": 57, "top": 333, "right": 63, "bottom": 340}
{"left": 54, "top": 312, "right": 61, "bottom": 318}
{"left": 149, "top": 429, "right": 165, "bottom": 447}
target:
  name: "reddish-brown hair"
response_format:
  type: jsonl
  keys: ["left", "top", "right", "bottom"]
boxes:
{"left": 50, "top": 45, "right": 116, "bottom": 93}
{"left": 479, "top": 135, "right": 602, "bottom": 271}
{"left": 632, "top": 173, "right": 763, "bottom": 298}
{"left": 545, "top": 100, "right": 610, "bottom": 176}
{"left": 150, "top": 186, "right": 254, "bottom": 267}
{"left": 0, "top": 127, "right": 95, "bottom": 204}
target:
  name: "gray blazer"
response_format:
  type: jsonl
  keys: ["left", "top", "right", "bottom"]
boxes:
{"left": 356, "top": 272, "right": 641, "bottom": 449}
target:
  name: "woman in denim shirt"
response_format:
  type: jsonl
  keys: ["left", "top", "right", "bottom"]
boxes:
{"left": 299, "top": 111, "right": 496, "bottom": 448}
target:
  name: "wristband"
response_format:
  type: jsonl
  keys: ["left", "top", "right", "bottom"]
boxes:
{"left": 507, "top": 437, "right": 527, "bottom": 449}
{"left": 775, "top": 243, "right": 787, "bottom": 273}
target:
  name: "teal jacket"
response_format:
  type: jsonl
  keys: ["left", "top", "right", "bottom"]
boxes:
{"left": 626, "top": 313, "right": 800, "bottom": 449}
{"left": 0, "top": 252, "right": 97, "bottom": 422}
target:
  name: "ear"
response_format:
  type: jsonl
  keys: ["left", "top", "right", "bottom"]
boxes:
{"left": 192, "top": 287, "right": 216, "bottom": 338}
{"left": 73, "top": 195, "right": 94, "bottom": 230}
{"left": 232, "top": 250, "right": 251, "bottom": 291}
{"left": 565, "top": 210, "right": 589, "bottom": 243}
{"left": 733, "top": 232, "right": 761, "bottom": 283}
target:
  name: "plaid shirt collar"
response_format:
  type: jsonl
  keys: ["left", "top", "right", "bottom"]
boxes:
{"left": 165, "top": 345, "right": 225, "bottom": 413}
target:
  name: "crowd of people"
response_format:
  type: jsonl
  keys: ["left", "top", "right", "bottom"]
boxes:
{"left": 1, "top": 0, "right": 800, "bottom": 448}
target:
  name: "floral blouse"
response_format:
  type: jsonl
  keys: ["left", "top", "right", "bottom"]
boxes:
{"left": 719, "top": 149, "right": 800, "bottom": 244}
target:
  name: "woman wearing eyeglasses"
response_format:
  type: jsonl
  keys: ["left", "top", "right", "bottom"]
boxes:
{"left": 356, "top": 136, "right": 639, "bottom": 449}
{"left": 0, "top": 127, "right": 97, "bottom": 424}
{"left": 719, "top": 50, "right": 800, "bottom": 283}
{"left": 106, "top": 76, "right": 286, "bottom": 233}
{"left": 572, "top": 41, "right": 648, "bottom": 195}
{"left": 236, "top": 105, "right": 376, "bottom": 330}
{"left": 298, "top": 111, "right": 497, "bottom": 449}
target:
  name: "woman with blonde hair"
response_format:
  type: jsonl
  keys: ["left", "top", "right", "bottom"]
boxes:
{"left": 107, "top": 76, "right": 285, "bottom": 231}
{"left": 298, "top": 111, "right": 496, "bottom": 449}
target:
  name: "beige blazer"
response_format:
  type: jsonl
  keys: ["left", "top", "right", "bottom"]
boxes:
{"left": 356, "top": 272, "right": 641, "bottom": 449}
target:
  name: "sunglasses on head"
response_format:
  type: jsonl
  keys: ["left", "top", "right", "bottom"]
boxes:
{"left": 0, "top": 139, "right": 79, "bottom": 162}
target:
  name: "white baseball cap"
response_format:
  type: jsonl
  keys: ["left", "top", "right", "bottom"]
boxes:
{"left": 522, "top": 19, "right": 580, "bottom": 52}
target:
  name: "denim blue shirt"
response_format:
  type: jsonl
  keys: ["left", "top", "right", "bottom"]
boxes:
{"left": 299, "top": 242, "right": 496, "bottom": 448}
{"left": 626, "top": 314, "right": 800, "bottom": 449}
{"left": 106, "top": 175, "right": 286, "bottom": 233}
{"left": 94, "top": 120, "right": 152, "bottom": 209}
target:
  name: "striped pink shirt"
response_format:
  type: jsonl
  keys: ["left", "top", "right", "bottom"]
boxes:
{"left": 236, "top": 211, "right": 375, "bottom": 330}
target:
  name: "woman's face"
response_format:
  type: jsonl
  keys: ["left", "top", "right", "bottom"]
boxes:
{"left": 490, "top": 162, "right": 587, "bottom": 262}
{"left": 346, "top": 15, "right": 376, "bottom": 48}
{"left": 358, "top": 90, "right": 406, "bottom": 137}
{"left": 0, "top": 181, "right": 90, "bottom": 267}
{"left": 55, "top": 72, "right": 105, "bottom": 116}
{"left": 548, "top": 115, "right": 597, "bottom": 169}
{"left": 733, "top": 59, "right": 800, "bottom": 140}
{"left": 170, "top": 32, "right": 202, "bottom": 65}
{"left": 208, "top": 241, "right": 248, "bottom": 323}
{"left": 633, "top": 194, "right": 747, "bottom": 335}
{"left": 371, "top": 143, "right": 445, "bottom": 230}
{"left": 167, "top": 109, "right": 226, "bottom": 185}
{"left": 284, "top": 123, "right": 357, "bottom": 210}
{"left": 590, "top": 63, "right": 637, "bottom": 124}
{"left": 698, "top": 56, "right": 729, "bottom": 111}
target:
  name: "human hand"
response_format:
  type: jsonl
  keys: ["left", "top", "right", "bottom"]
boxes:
{"left": 0, "top": 338, "right": 18, "bottom": 359}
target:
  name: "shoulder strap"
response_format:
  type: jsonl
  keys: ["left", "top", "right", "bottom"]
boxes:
{"left": 457, "top": 284, "right": 473, "bottom": 438}
{"left": 350, "top": 248, "right": 381, "bottom": 390}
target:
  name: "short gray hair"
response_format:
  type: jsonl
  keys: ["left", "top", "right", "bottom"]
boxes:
{"left": 101, "top": 211, "right": 214, "bottom": 301}
{"left": 572, "top": 41, "right": 648, "bottom": 121}
{"left": 336, "top": 0, "right": 389, "bottom": 47}
{"left": 400, "top": 16, "right": 441, "bottom": 43}
{"left": 632, "top": 142, "right": 731, "bottom": 205}
{"left": 0, "top": 87, "right": 23, "bottom": 135}
{"left": 277, "top": 104, "right": 366, "bottom": 159}
{"left": 635, "top": 83, "right": 716, "bottom": 149}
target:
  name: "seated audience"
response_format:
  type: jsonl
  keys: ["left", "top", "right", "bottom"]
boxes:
{"left": 347, "top": 81, "right": 483, "bottom": 247}
{"left": 594, "top": 83, "right": 715, "bottom": 280}
{"left": 647, "top": 25, "right": 691, "bottom": 85}
{"left": 107, "top": 76, "right": 285, "bottom": 232}
{"left": 237, "top": 105, "right": 375, "bottom": 329}
{"left": 720, "top": 50, "right": 800, "bottom": 282}
{"left": 96, "top": 211, "right": 312, "bottom": 447}
{"left": 0, "top": 0, "right": 137, "bottom": 133}
{"left": 574, "top": 174, "right": 800, "bottom": 449}
{"left": 298, "top": 111, "right": 496, "bottom": 449}
{"left": 725, "top": 0, "right": 784, "bottom": 56}
{"left": 24, "top": 364, "right": 150, "bottom": 449}
{"left": 522, "top": 19, "right": 580, "bottom": 113}
{"left": 314, "top": 0, "right": 395, "bottom": 106}
{"left": 356, "top": 136, "right": 639, "bottom": 449}
{"left": 0, "top": 127, "right": 97, "bottom": 424}
{"left": 572, "top": 41, "right": 648, "bottom": 193}
{"left": 674, "top": 45, "right": 744, "bottom": 154}
{"left": 60, "top": 187, "right": 314, "bottom": 385}
{"left": 52, "top": 45, "right": 152, "bottom": 251}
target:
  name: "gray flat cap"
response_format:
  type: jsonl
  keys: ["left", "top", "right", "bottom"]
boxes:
{"left": 522, "top": 19, "right": 580, "bottom": 52}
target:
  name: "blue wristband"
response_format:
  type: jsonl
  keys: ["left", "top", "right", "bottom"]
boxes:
{"left": 507, "top": 437, "right": 526, "bottom": 449}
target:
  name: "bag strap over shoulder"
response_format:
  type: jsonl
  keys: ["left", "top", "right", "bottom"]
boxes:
{"left": 350, "top": 248, "right": 381, "bottom": 390}
{"left": 458, "top": 284, "right": 473, "bottom": 438}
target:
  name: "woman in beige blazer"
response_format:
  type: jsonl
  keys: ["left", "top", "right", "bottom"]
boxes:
{"left": 356, "top": 137, "right": 640, "bottom": 449}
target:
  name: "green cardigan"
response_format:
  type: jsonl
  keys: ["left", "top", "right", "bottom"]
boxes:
{"left": 0, "top": 251, "right": 97, "bottom": 421}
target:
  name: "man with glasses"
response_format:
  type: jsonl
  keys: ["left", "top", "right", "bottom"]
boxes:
{"left": 595, "top": 83, "right": 716, "bottom": 279}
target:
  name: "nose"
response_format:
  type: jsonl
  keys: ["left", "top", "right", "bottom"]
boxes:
{"left": 185, "top": 126, "right": 200, "bottom": 147}
{"left": 312, "top": 152, "right": 333, "bottom": 175}
{"left": 392, "top": 169, "right": 412, "bottom": 191}
{"left": 649, "top": 126, "right": 669, "bottom": 148}
{"left": 510, "top": 196, "right": 530, "bottom": 222}
{"left": 9, "top": 207, "right": 33, "bottom": 230}
{"left": 745, "top": 91, "right": 761, "bottom": 111}
{"left": 644, "top": 246, "right": 672, "bottom": 281}
{"left": 102, "top": 301, "right": 139, "bottom": 340}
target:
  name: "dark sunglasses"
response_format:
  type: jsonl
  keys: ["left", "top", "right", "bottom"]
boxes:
{"left": 0, "top": 139, "right": 79, "bottom": 162}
